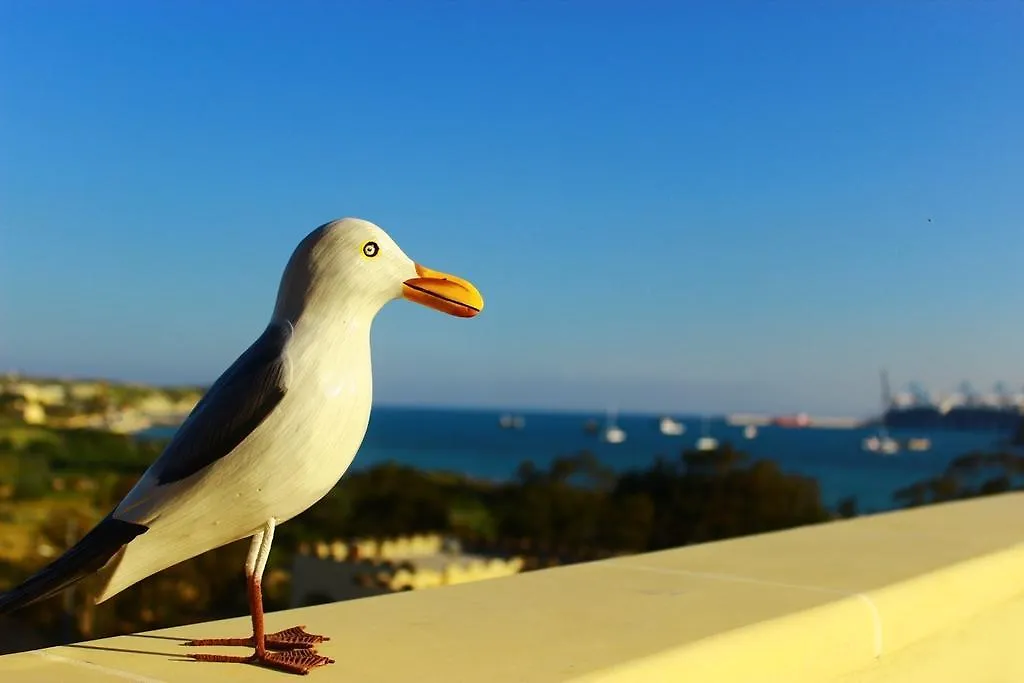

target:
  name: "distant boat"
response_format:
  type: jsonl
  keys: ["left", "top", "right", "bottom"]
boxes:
{"left": 695, "top": 416, "right": 718, "bottom": 451}
{"left": 498, "top": 413, "right": 525, "bottom": 430}
{"left": 658, "top": 416, "right": 686, "bottom": 436}
{"left": 602, "top": 409, "right": 627, "bottom": 444}
{"left": 863, "top": 433, "right": 899, "bottom": 455}
{"left": 881, "top": 383, "right": 1021, "bottom": 433}
{"left": 863, "top": 369, "right": 900, "bottom": 455}
{"left": 743, "top": 424, "right": 758, "bottom": 439}
{"left": 695, "top": 436, "right": 719, "bottom": 451}
{"left": 773, "top": 413, "right": 810, "bottom": 428}
{"left": 907, "top": 437, "right": 932, "bottom": 452}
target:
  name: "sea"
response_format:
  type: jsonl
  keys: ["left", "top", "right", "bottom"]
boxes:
{"left": 140, "top": 407, "right": 1018, "bottom": 515}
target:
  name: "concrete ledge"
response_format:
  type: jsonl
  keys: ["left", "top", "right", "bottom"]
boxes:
{"left": 3, "top": 493, "right": 1024, "bottom": 682}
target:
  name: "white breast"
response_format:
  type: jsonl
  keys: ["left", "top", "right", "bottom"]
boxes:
{"left": 97, "top": 322, "right": 376, "bottom": 602}
{"left": 256, "top": 327, "right": 375, "bottom": 520}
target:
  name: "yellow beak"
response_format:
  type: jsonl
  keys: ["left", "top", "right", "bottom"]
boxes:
{"left": 402, "top": 263, "right": 484, "bottom": 318}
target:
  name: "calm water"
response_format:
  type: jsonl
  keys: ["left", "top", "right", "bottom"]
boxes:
{"left": 142, "top": 407, "right": 1014, "bottom": 514}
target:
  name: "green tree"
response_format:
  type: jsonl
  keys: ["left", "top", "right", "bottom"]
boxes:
{"left": 894, "top": 450, "right": 1024, "bottom": 507}
{"left": 13, "top": 454, "right": 51, "bottom": 499}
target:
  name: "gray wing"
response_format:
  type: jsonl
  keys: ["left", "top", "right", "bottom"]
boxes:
{"left": 152, "top": 320, "right": 293, "bottom": 486}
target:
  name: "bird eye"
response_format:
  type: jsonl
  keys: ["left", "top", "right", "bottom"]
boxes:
{"left": 362, "top": 241, "right": 379, "bottom": 258}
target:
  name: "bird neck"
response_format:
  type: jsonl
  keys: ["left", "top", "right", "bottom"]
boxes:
{"left": 274, "top": 300, "right": 376, "bottom": 369}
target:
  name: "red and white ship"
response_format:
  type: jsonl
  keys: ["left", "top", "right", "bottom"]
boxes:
{"left": 772, "top": 412, "right": 810, "bottom": 428}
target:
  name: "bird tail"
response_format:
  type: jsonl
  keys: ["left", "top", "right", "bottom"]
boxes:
{"left": 0, "top": 514, "right": 148, "bottom": 615}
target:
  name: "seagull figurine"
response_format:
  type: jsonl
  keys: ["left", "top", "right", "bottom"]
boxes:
{"left": 0, "top": 217, "right": 484, "bottom": 675}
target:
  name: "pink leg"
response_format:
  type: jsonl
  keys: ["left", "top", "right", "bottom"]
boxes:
{"left": 186, "top": 575, "right": 330, "bottom": 652}
{"left": 186, "top": 574, "right": 333, "bottom": 674}
{"left": 185, "top": 522, "right": 333, "bottom": 675}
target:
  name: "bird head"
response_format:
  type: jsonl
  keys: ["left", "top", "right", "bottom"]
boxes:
{"left": 274, "top": 217, "right": 484, "bottom": 322}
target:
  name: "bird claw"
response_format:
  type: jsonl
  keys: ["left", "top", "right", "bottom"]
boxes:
{"left": 266, "top": 625, "right": 330, "bottom": 650}
{"left": 189, "top": 647, "right": 335, "bottom": 675}
{"left": 185, "top": 625, "right": 329, "bottom": 651}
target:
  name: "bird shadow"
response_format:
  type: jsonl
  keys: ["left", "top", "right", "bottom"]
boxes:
{"left": 65, "top": 635, "right": 347, "bottom": 676}
{"left": 133, "top": 634, "right": 189, "bottom": 642}
{"left": 66, "top": 634, "right": 193, "bottom": 661}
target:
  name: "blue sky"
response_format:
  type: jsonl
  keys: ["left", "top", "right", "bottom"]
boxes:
{"left": 1, "top": 2, "right": 1022, "bottom": 416}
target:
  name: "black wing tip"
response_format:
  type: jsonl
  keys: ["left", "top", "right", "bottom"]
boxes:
{"left": 0, "top": 515, "right": 147, "bottom": 616}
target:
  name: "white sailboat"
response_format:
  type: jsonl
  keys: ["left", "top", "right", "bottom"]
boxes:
{"left": 695, "top": 416, "right": 718, "bottom": 451}
{"left": 863, "top": 430, "right": 900, "bottom": 455}
{"left": 602, "top": 409, "right": 627, "bottom": 444}
{"left": 863, "top": 369, "right": 900, "bottom": 455}
{"left": 498, "top": 413, "right": 525, "bottom": 430}
{"left": 658, "top": 416, "right": 686, "bottom": 436}
{"left": 743, "top": 424, "right": 758, "bottom": 439}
